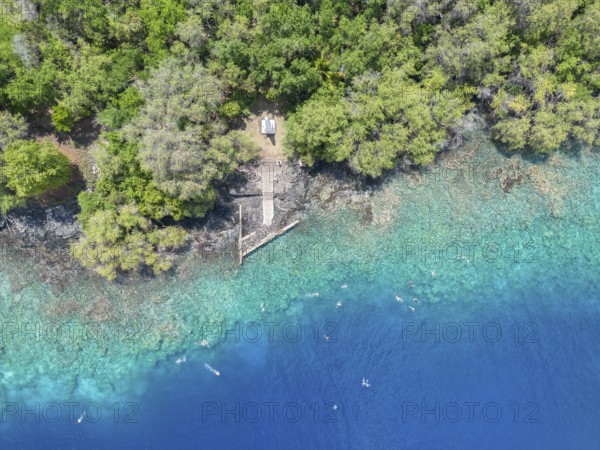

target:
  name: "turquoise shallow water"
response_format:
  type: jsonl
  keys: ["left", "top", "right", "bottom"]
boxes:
{"left": 0, "top": 127, "right": 599, "bottom": 447}
{"left": 2, "top": 282, "right": 600, "bottom": 448}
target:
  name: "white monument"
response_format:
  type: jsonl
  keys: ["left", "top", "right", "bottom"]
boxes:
{"left": 261, "top": 117, "right": 276, "bottom": 135}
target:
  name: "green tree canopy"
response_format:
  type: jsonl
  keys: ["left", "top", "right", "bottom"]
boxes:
{"left": 0, "top": 111, "right": 27, "bottom": 150}
{"left": 72, "top": 205, "right": 187, "bottom": 281}
{"left": 1, "top": 139, "right": 71, "bottom": 197}
{"left": 125, "top": 56, "right": 258, "bottom": 206}
{"left": 286, "top": 67, "right": 471, "bottom": 176}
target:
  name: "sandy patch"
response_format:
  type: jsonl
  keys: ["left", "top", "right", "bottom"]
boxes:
{"left": 241, "top": 97, "right": 287, "bottom": 161}
{"left": 37, "top": 135, "right": 84, "bottom": 167}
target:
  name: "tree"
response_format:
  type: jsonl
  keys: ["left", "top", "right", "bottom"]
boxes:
{"left": 285, "top": 89, "right": 350, "bottom": 165}
{"left": 424, "top": 1, "right": 514, "bottom": 84}
{"left": 1, "top": 139, "right": 71, "bottom": 197}
{"left": 12, "top": 33, "right": 40, "bottom": 70}
{"left": 79, "top": 132, "right": 193, "bottom": 223}
{"left": 246, "top": 1, "right": 322, "bottom": 103}
{"left": 53, "top": 46, "right": 144, "bottom": 130}
{"left": 285, "top": 67, "right": 470, "bottom": 176}
{"left": 125, "top": 57, "right": 258, "bottom": 208}
{"left": 0, "top": 112, "right": 28, "bottom": 213}
{"left": 139, "top": 0, "right": 188, "bottom": 59}
{"left": 0, "top": 111, "right": 27, "bottom": 150}
{"left": 97, "top": 86, "right": 145, "bottom": 130}
{"left": 493, "top": 117, "right": 531, "bottom": 150}
{"left": 51, "top": 105, "right": 74, "bottom": 132}
{"left": 72, "top": 205, "right": 188, "bottom": 281}
{"left": 5, "top": 62, "right": 59, "bottom": 114}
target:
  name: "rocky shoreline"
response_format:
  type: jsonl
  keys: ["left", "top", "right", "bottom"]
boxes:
{"left": 0, "top": 158, "right": 374, "bottom": 285}
{"left": 0, "top": 115, "right": 501, "bottom": 286}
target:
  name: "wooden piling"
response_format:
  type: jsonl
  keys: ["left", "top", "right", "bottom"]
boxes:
{"left": 242, "top": 220, "right": 300, "bottom": 259}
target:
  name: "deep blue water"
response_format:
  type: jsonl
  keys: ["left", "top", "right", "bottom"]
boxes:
{"left": 2, "top": 133, "right": 600, "bottom": 448}
{"left": 4, "top": 278, "right": 599, "bottom": 449}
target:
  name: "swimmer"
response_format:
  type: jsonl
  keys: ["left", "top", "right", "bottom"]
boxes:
{"left": 77, "top": 412, "right": 86, "bottom": 424}
{"left": 341, "top": 284, "right": 348, "bottom": 289}
{"left": 408, "top": 306, "right": 415, "bottom": 312}
{"left": 204, "top": 363, "right": 221, "bottom": 376}
{"left": 260, "top": 303, "right": 266, "bottom": 312}
{"left": 395, "top": 295, "right": 403, "bottom": 303}
{"left": 333, "top": 404, "right": 338, "bottom": 411}
{"left": 413, "top": 298, "right": 419, "bottom": 303}
{"left": 324, "top": 335, "right": 330, "bottom": 342}
{"left": 362, "top": 378, "right": 371, "bottom": 388}
{"left": 200, "top": 339, "right": 210, "bottom": 348}
{"left": 336, "top": 301, "right": 343, "bottom": 308}
{"left": 431, "top": 270, "right": 436, "bottom": 278}
{"left": 409, "top": 281, "right": 414, "bottom": 288}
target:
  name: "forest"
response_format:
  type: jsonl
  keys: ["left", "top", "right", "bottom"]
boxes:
{"left": 0, "top": 0, "right": 598, "bottom": 279}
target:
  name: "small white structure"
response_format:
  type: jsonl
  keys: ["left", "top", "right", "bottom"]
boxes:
{"left": 261, "top": 117, "right": 276, "bottom": 135}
